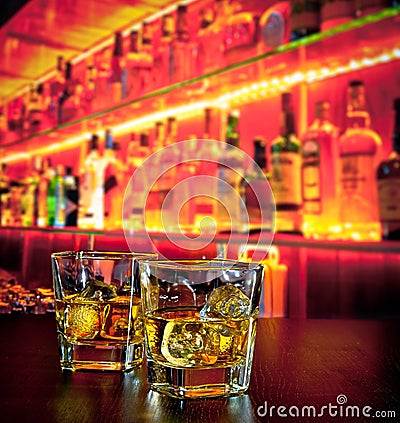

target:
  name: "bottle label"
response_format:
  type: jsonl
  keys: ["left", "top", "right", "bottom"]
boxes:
{"left": 261, "top": 11, "right": 286, "bottom": 49}
{"left": 271, "top": 152, "right": 302, "bottom": 205}
{"left": 302, "top": 139, "right": 321, "bottom": 213}
{"left": 378, "top": 179, "right": 400, "bottom": 221}
{"left": 340, "top": 154, "right": 379, "bottom": 219}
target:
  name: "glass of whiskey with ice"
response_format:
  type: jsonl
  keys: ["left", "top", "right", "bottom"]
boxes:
{"left": 51, "top": 250, "right": 156, "bottom": 371}
{"left": 139, "top": 258, "right": 264, "bottom": 398}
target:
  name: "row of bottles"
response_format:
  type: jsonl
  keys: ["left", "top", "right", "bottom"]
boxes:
{"left": 0, "top": 0, "right": 393, "bottom": 144}
{"left": 1, "top": 80, "right": 399, "bottom": 240}
{"left": 262, "top": 81, "right": 400, "bottom": 240}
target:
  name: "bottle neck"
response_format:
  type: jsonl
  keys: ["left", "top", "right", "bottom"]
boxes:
{"left": 280, "top": 111, "right": 295, "bottom": 136}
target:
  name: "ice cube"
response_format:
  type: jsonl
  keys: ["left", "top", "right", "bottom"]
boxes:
{"left": 79, "top": 279, "right": 117, "bottom": 300}
{"left": 66, "top": 302, "right": 101, "bottom": 340}
{"left": 161, "top": 320, "right": 219, "bottom": 366}
{"left": 199, "top": 285, "right": 250, "bottom": 319}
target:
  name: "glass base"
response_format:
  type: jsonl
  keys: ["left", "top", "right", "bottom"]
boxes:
{"left": 147, "top": 360, "right": 252, "bottom": 399}
{"left": 58, "top": 335, "right": 143, "bottom": 372}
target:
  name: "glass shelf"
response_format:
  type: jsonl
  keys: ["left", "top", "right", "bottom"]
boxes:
{"left": 1, "top": 225, "right": 399, "bottom": 253}
{"left": 2, "top": 6, "right": 400, "bottom": 163}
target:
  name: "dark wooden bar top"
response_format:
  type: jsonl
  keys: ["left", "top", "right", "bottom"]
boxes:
{"left": 0, "top": 314, "right": 399, "bottom": 423}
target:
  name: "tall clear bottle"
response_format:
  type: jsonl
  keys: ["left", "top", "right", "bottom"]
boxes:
{"left": 377, "top": 98, "right": 400, "bottom": 240}
{"left": 217, "top": 110, "right": 245, "bottom": 232}
{"left": 339, "top": 80, "right": 381, "bottom": 240}
{"left": 302, "top": 101, "right": 339, "bottom": 238}
{"left": 78, "top": 134, "right": 105, "bottom": 230}
{"left": 270, "top": 92, "right": 302, "bottom": 233}
{"left": 104, "top": 130, "right": 126, "bottom": 230}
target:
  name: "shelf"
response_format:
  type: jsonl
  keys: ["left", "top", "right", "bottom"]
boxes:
{"left": 2, "top": 6, "right": 400, "bottom": 163}
{"left": 1, "top": 225, "right": 399, "bottom": 253}
{"left": 0, "top": 0, "right": 179, "bottom": 100}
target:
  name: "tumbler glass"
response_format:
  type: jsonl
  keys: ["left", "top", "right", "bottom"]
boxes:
{"left": 139, "top": 259, "right": 264, "bottom": 398}
{"left": 51, "top": 250, "right": 156, "bottom": 371}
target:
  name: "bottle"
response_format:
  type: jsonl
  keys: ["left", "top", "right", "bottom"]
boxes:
{"left": 270, "top": 92, "right": 302, "bottom": 233}
{"left": 64, "top": 166, "right": 79, "bottom": 227}
{"left": 104, "top": 130, "right": 126, "bottom": 230}
{"left": 58, "top": 62, "right": 79, "bottom": 124}
{"left": 126, "top": 23, "right": 154, "bottom": 99}
{"left": 81, "top": 64, "right": 97, "bottom": 114}
{"left": 46, "top": 164, "right": 59, "bottom": 227}
{"left": 290, "top": 0, "right": 320, "bottom": 40}
{"left": 377, "top": 98, "right": 400, "bottom": 240}
{"left": 244, "top": 137, "right": 272, "bottom": 229}
{"left": 21, "top": 160, "right": 40, "bottom": 227}
{"left": 0, "top": 107, "right": 7, "bottom": 142}
{"left": 0, "top": 163, "right": 10, "bottom": 226}
{"left": 339, "top": 80, "right": 381, "bottom": 240}
{"left": 170, "top": 5, "right": 191, "bottom": 83}
{"left": 302, "top": 101, "right": 339, "bottom": 237}
{"left": 26, "top": 84, "right": 43, "bottom": 132}
{"left": 153, "top": 14, "right": 174, "bottom": 88}
{"left": 157, "top": 117, "right": 180, "bottom": 231}
{"left": 78, "top": 134, "right": 106, "bottom": 229}
{"left": 217, "top": 110, "right": 246, "bottom": 232}
{"left": 126, "top": 132, "right": 151, "bottom": 231}
{"left": 49, "top": 56, "right": 65, "bottom": 123}
{"left": 320, "top": 0, "right": 355, "bottom": 31}
{"left": 37, "top": 158, "right": 52, "bottom": 227}
{"left": 197, "top": 0, "right": 228, "bottom": 75}
{"left": 110, "top": 32, "right": 126, "bottom": 103}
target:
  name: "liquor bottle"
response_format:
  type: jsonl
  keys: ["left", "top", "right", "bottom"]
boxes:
{"left": 78, "top": 134, "right": 106, "bottom": 230}
{"left": 197, "top": 0, "right": 228, "bottom": 75}
{"left": 339, "top": 80, "right": 381, "bottom": 240}
{"left": 81, "top": 65, "right": 97, "bottom": 115}
{"left": 37, "top": 158, "right": 52, "bottom": 227}
{"left": 58, "top": 62, "right": 79, "bottom": 124}
{"left": 0, "top": 108, "right": 7, "bottom": 142}
{"left": 95, "top": 47, "right": 112, "bottom": 110}
{"left": 377, "top": 98, "right": 400, "bottom": 240}
{"left": 7, "top": 96, "right": 25, "bottom": 137}
{"left": 320, "top": 0, "right": 355, "bottom": 31}
{"left": 21, "top": 160, "right": 40, "bottom": 227}
{"left": 170, "top": 5, "right": 191, "bottom": 83}
{"left": 46, "top": 164, "right": 61, "bottom": 227}
{"left": 26, "top": 84, "right": 43, "bottom": 132}
{"left": 243, "top": 137, "right": 272, "bottom": 229}
{"left": 110, "top": 32, "right": 126, "bottom": 103}
{"left": 302, "top": 101, "right": 339, "bottom": 237}
{"left": 126, "top": 23, "right": 154, "bottom": 99}
{"left": 126, "top": 132, "right": 151, "bottom": 231}
{"left": 49, "top": 56, "right": 65, "bottom": 123}
{"left": 153, "top": 14, "right": 174, "bottom": 88}
{"left": 104, "top": 130, "right": 126, "bottom": 230}
{"left": 290, "top": 0, "right": 320, "bottom": 40}
{"left": 217, "top": 110, "right": 246, "bottom": 232}
{"left": 64, "top": 166, "right": 79, "bottom": 227}
{"left": 270, "top": 92, "right": 302, "bottom": 233}
{"left": 0, "top": 163, "right": 10, "bottom": 226}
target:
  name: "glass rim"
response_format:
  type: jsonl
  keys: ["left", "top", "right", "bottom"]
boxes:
{"left": 51, "top": 250, "right": 157, "bottom": 260}
{"left": 137, "top": 258, "right": 263, "bottom": 271}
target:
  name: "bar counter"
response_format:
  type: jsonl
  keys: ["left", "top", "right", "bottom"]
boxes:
{"left": 0, "top": 315, "right": 399, "bottom": 422}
